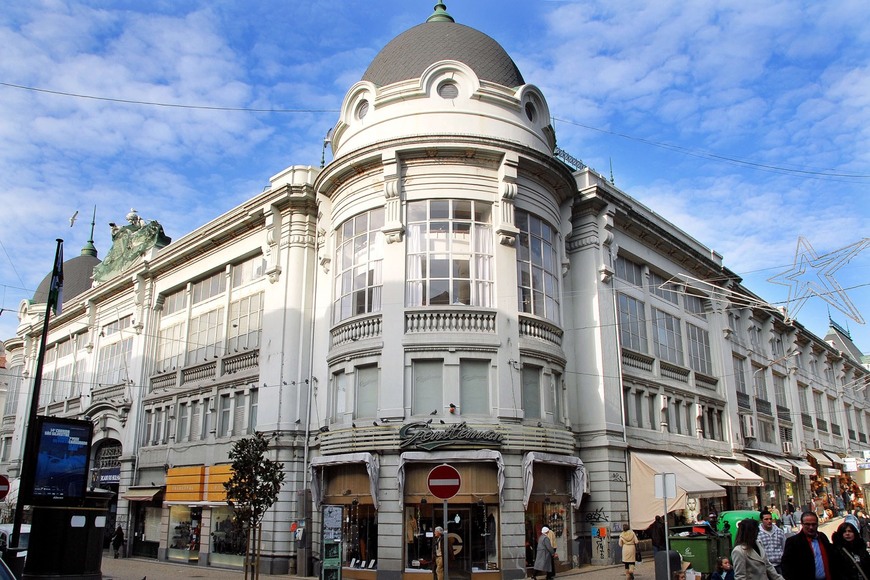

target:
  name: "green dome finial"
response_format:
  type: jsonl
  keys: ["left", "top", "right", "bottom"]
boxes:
{"left": 81, "top": 205, "right": 98, "bottom": 258}
{"left": 426, "top": 2, "right": 454, "bottom": 23}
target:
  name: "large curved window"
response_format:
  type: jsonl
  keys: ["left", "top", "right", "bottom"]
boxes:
{"left": 516, "top": 211, "right": 560, "bottom": 322}
{"left": 406, "top": 200, "right": 492, "bottom": 307}
{"left": 333, "top": 208, "right": 385, "bottom": 324}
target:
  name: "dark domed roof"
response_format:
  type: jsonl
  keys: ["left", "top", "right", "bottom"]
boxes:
{"left": 362, "top": 21, "right": 524, "bottom": 88}
{"left": 33, "top": 254, "right": 100, "bottom": 308}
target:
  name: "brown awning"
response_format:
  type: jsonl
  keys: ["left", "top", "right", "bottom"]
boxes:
{"left": 807, "top": 449, "right": 833, "bottom": 467}
{"left": 121, "top": 487, "right": 163, "bottom": 501}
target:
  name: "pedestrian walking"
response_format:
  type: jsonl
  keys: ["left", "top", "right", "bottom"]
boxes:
{"left": 111, "top": 525, "right": 125, "bottom": 559}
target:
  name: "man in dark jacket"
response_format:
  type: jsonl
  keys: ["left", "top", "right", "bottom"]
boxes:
{"left": 782, "top": 511, "right": 839, "bottom": 580}
{"left": 646, "top": 516, "right": 666, "bottom": 554}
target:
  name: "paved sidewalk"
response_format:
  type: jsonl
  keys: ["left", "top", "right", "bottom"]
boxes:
{"left": 100, "top": 553, "right": 637, "bottom": 580}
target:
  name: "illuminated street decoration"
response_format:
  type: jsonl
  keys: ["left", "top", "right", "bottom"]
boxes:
{"left": 768, "top": 236, "right": 869, "bottom": 324}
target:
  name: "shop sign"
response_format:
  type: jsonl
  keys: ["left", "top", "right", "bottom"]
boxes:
{"left": 858, "top": 462, "right": 870, "bottom": 470}
{"left": 399, "top": 421, "right": 506, "bottom": 450}
{"left": 844, "top": 458, "right": 858, "bottom": 472}
{"left": 98, "top": 466, "right": 120, "bottom": 483}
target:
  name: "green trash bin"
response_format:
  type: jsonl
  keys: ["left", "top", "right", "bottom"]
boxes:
{"left": 668, "top": 529, "right": 717, "bottom": 574}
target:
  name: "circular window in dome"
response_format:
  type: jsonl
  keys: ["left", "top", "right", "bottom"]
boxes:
{"left": 437, "top": 82, "right": 459, "bottom": 100}
{"left": 525, "top": 101, "right": 538, "bottom": 123}
{"left": 356, "top": 100, "right": 370, "bottom": 120}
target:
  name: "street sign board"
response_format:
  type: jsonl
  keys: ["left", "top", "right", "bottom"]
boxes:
{"left": 427, "top": 464, "right": 461, "bottom": 500}
{"left": 0, "top": 475, "right": 9, "bottom": 500}
{"left": 654, "top": 473, "right": 676, "bottom": 499}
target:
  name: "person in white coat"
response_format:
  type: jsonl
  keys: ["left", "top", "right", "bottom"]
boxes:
{"left": 730, "top": 518, "right": 784, "bottom": 580}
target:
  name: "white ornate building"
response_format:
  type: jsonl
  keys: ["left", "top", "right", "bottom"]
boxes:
{"left": 1, "top": 3, "right": 868, "bottom": 578}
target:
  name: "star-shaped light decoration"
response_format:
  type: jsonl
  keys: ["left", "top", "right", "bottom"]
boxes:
{"left": 768, "top": 236, "right": 869, "bottom": 324}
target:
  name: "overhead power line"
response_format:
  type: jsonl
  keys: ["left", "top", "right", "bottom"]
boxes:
{"left": 4, "top": 81, "right": 870, "bottom": 181}
{"left": 0, "top": 81, "right": 339, "bottom": 114}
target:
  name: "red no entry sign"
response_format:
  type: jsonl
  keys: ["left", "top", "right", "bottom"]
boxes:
{"left": 0, "top": 475, "right": 9, "bottom": 501}
{"left": 428, "top": 464, "right": 461, "bottom": 500}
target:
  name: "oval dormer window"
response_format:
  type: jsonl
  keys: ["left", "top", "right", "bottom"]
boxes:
{"left": 437, "top": 82, "right": 459, "bottom": 100}
{"left": 525, "top": 101, "right": 538, "bottom": 123}
{"left": 356, "top": 100, "right": 370, "bottom": 120}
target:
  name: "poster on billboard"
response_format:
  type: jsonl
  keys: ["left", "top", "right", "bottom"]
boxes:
{"left": 22, "top": 416, "right": 93, "bottom": 506}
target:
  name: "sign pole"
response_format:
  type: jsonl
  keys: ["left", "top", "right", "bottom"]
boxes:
{"left": 428, "top": 464, "right": 461, "bottom": 580}
{"left": 654, "top": 472, "right": 676, "bottom": 580}
{"left": 443, "top": 500, "right": 449, "bottom": 580}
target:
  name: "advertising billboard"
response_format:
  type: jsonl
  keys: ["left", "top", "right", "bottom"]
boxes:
{"left": 24, "top": 416, "right": 93, "bottom": 506}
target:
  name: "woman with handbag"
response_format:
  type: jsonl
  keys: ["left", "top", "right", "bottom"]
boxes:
{"left": 619, "top": 523, "right": 639, "bottom": 580}
{"left": 832, "top": 520, "right": 870, "bottom": 580}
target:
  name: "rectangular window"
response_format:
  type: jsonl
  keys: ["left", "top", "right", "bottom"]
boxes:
{"left": 615, "top": 256, "right": 643, "bottom": 286}
{"left": 228, "top": 292, "right": 263, "bottom": 352}
{"left": 407, "top": 200, "right": 493, "bottom": 309}
{"left": 102, "top": 315, "right": 132, "bottom": 337}
{"left": 652, "top": 308, "right": 683, "bottom": 365}
{"left": 233, "top": 392, "right": 246, "bottom": 436}
{"left": 154, "top": 408, "right": 165, "bottom": 445}
{"left": 649, "top": 272, "right": 679, "bottom": 304}
{"left": 192, "top": 271, "right": 226, "bottom": 305}
{"left": 157, "top": 322, "right": 185, "bottom": 372}
{"left": 177, "top": 402, "right": 189, "bottom": 442}
{"left": 232, "top": 255, "right": 266, "bottom": 288}
{"left": 332, "top": 370, "right": 347, "bottom": 420}
{"left": 163, "top": 288, "right": 187, "bottom": 316}
{"left": 798, "top": 384, "right": 810, "bottom": 414}
{"left": 190, "top": 401, "right": 202, "bottom": 442}
{"left": 617, "top": 293, "right": 647, "bottom": 353}
{"left": 516, "top": 210, "right": 559, "bottom": 321}
{"left": 187, "top": 307, "right": 225, "bottom": 364}
{"left": 686, "top": 323, "right": 712, "bottom": 374}
{"left": 684, "top": 293, "right": 707, "bottom": 319}
{"left": 143, "top": 409, "right": 153, "bottom": 446}
{"left": 248, "top": 390, "right": 258, "bottom": 433}
{"left": 733, "top": 356, "right": 747, "bottom": 394}
{"left": 96, "top": 336, "right": 134, "bottom": 387}
{"left": 773, "top": 374, "right": 787, "bottom": 407}
{"left": 753, "top": 366, "right": 768, "bottom": 400}
{"left": 334, "top": 208, "right": 385, "bottom": 323}
{"left": 412, "top": 360, "right": 443, "bottom": 416}
{"left": 3, "top": 370, "right": 21, "bottom": 416}
{"left": 828, "top": 397, "right": 838, "bottom": 431}
{"left": 460, "top": 359, "right": 489, "bottom": 415}
{"left": 355, "top": 365, "right": 379, "bottom": 419}
{"left": 553, "top": 371, "right": 563, "bottom": 424}
{"left": 218, "top": 394, "right": 231, "bottom": 437}
{"left": 813, "top": 391, "right": 824, "bottom": 423}
{"left": 522, "top": 365, "right": 542, "bottom": 420}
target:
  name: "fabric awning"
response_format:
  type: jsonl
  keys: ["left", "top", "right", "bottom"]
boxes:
{"left": 522, "top": 452, "right": 588, "bottom": 509}
{"left": 786, "top": 458, "right": 816, "bottom": 475}
{"left": 714, "top": 462, "right": 764, "bottom": 487}
{"left": 121, "top": 487, "right": 163, "bottom": 501}
{"left": 676, "top": 457, "right": 735, "bottom": 486}
{"left": 807, "top": 449, "right": 833, "bottom": 467}
{"left": 397, "top": 449, "right": 505, "bottom": 509}
{"left": 630, "top": 452, "right": 726, "bottom": 530}
{"left": 822, "top": 451, "right": 844, "bottom": 466}
{"left": 310, "top": 452, "right": 380, "bottom": 510}
{"left": 770, "top": 458, "right": 797, "bottom": 482}
{"left": 744, "top": 452, "right": 794, "bottom": 481}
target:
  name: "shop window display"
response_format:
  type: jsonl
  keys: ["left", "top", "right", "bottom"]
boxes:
{"left": 405, "top": 502, "right": 499, "bottom": 573}
{"left": 340, "top": 503, "right": 378, "bottom": 570}
{"left": 525, "top": 499, "right": 570, "bottom": 572}
{"left": 168, "top": 505, "right": 202, "bottom": 563}
{"left": 211, "top": 506, "right": 246, "bottom": 567}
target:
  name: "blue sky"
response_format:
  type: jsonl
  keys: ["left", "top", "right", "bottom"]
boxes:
{"left": 1, "top": 0, "right": 868, "bottom": 353}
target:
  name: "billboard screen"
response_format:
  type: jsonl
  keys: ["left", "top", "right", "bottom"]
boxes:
{"left": 25, "top": 416, "right": 93, "bottom": 505}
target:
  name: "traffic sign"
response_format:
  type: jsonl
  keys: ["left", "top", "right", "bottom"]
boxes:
{"left": 0, "top": 475, "right": 9, "bottom": 500}
{"left": 427, "top": 464, "right": 461, "bottom": 500}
